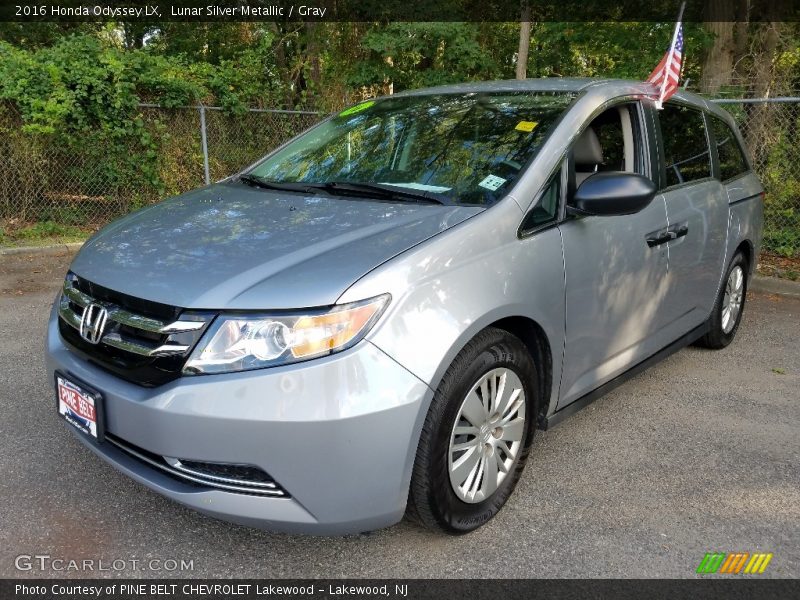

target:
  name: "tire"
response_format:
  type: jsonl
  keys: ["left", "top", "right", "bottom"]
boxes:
{"left": 696, "top": 252, "right": 749, "bottom": 350}
{"left": 406, "top": 327, "right": 538, "bottom": 534}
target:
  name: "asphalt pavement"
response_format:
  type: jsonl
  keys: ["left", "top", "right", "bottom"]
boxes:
{"left": 1, "top": 251, "right": 798, "bottom": 578}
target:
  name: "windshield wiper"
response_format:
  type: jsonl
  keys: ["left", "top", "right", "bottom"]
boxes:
{"left": 318, "top": 181, "right": 451, "bottom": 205}
{"left": 238, "top": 174, "right": 322, "bottom": 194}
{"left": 239, "top": 175, "right": 451, "bottom": 205}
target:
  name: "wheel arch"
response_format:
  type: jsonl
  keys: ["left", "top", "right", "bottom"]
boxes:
{"left": 490, "top": 316, "right": 553, "bottom": 427}
{"left": 424, "top": 314, "right": 556, "bottom": 428}
{"left": 735, "top": 238, "right": 755, "bottom": 275}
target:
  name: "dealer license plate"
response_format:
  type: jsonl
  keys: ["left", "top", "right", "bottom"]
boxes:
{"left": 56, "top": 373, "right": 104, "bottom": 441}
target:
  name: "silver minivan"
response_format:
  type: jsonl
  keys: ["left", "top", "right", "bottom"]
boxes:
{"left": 47, "top": 78, "right": 763, "bottom": 535}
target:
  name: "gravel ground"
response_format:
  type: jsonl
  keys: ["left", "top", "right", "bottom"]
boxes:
{"left": 1, "top": 251, "right": 798, "bottom": 579}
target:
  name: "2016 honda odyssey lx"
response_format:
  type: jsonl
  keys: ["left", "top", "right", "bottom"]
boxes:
{"left": 47, "top": 78, "right": 763, "bottom": 535}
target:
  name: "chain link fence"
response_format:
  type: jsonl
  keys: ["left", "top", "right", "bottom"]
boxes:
{"left": 1, "top": 97, "right": 798, "bottom": 278}
{"left": 711, "top": 97, "right": 800, "bottom": 277}
{"left": 0, "top": 102, "right": 320, "bottom": 246}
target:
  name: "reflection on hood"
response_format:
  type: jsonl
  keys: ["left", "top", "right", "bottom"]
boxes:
{"left": 70, "top": 183, "right": 483, "bottom": 310}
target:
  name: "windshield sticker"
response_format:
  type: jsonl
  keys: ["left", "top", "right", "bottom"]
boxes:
{"left": 339, "top": 101, "right": 375, "bottom": 117}
{"left": 478, "top": 175, "right": 507, "bottom": 191}
{"left": 515, "top": 120, "right": 538, "bottom": 132}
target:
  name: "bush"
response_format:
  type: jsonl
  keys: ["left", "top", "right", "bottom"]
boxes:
{"left": 0, "top": 34, "right": 286, "bottom": 221}
{"left": 17, "top": 220, "right": 84, "bottom": 239}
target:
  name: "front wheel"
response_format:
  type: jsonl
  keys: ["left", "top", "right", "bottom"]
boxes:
{"left": 406, "top": 328, "right": 538, "bottom": 534}
{"left": 696, "top": 252, "right": 749, "bottom": 349}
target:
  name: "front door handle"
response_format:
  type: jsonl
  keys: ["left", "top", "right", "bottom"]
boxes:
{"left": 672, "top": 224, "right": 689, "bottom": 239}
{"left": 646, "top": 232, "right": 672, "bottom": 247}
{"left": 646, "top": 224, "right": 689, "bottom": 247}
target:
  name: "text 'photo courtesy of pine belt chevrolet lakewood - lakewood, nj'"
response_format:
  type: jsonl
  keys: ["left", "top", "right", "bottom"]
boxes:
{"left": 48, "top": 77, "right": 763, "bottom": 535}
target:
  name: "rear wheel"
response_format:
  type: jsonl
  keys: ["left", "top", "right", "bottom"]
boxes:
{"left": 696, "top": 252, "right": 748, "bottom": 349}
{"left": 407, "top": 328, "right": 537, "bottom": 534}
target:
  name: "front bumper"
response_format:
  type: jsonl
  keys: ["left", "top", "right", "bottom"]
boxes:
{"left": 46, "top": 303, "right": 432, "bottom": 535}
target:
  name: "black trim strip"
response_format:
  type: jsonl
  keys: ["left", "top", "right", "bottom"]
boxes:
{"left": 540, "top": 321, "right": 709, "bottom": 430}
{"left": 729, "top": 192, "right": 762, "bottom": 207}
{"left": 719, "top": 170, "right": 754, "bottom": 185}
{"left": 518, "top": 220, "right": 560, "bottom": 239}
{"left": 660, "top": 176, "right": 716, "bottom": 194}
{"left": 104, "top": 434, "right": 288, "bottom": 497}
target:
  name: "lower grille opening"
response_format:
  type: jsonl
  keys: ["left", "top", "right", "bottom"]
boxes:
{"left": 173, "top": 460, "right": 276, "bottom": 485}
{"left": 104, "top": 433, "right": 288, "bottom": 497}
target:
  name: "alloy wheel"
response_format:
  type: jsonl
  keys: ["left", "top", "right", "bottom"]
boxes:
{"left": 448, "top": 368, "right": 526, "bottom": 503}
{"left": 721, "top": 265, "right": 745, "bottom": 334}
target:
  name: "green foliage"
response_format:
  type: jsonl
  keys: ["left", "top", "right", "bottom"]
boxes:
{"left": 525, "top": 22, "right": 712, "bottom": 82}
{"left": 763, "top": 227, "right": 800, "bottom": 258}
{"left": 0, "top": 21, "right": 797, "bottom": 261}
{"left": 36, "top": 205, "right": 95, "bottom": 226}
{"left": 0, "top": 32, "right": 289, "bottom": 214}
{"left": 0, "top": 22, "right": 100, "bottom": 49}
{"left": 0, "top": 35, "right": 205, "bottom": 129}
{"left": 757, "top": 112, "right": 800, "bottom": 258}
{"left": 351, "top": 23, "right": 504, "bottom": 90}
{"left": 341, "top": 21, "right": 714, "bottom": 97}
{"left": 0, "top": 219, "right": 89, "bottom": 246}
{"left": 16, "top": 220, "right": 84, "bottom": 240}
{"left": 0, "top": 35, "right": 200, "bottom": 201}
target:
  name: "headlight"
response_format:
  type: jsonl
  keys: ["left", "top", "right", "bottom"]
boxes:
{"left": 183, "top": 294, "right": 390, "bottom": 375}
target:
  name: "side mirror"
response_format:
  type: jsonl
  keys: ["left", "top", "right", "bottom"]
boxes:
{"left": 568, "top": 172, "right": 657, "bottom": 217}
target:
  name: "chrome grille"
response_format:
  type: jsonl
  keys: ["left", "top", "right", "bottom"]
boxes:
{"left": 105, "top": 434, "right": 288, "bottom": 497}
{"left": 57, "top": 273, "right": 214, "bottom": 386}
{"left": 59, "top": 274, "right": 203, "bottom": 357}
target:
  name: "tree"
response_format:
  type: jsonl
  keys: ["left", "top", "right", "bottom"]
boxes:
{"left": 516, "top": 2, "right": 531, "bottom": 80}
{"left": 699, "top": 1, "right": 736, "bottom": 93}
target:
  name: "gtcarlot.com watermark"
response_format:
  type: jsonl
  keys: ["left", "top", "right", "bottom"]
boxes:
{"left": 15, "top": 554, "right": 194, "bottom": 573}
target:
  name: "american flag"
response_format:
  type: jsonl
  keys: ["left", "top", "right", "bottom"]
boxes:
{"left": 647, "top": 23, "right": 684, "bottom": 108}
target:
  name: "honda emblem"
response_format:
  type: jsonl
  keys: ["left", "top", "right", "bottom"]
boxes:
{"left": 79, "top": 303, "right": 109, "bottom": 344}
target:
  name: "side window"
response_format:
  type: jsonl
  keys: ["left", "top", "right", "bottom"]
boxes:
{"left": 572, "top": 103, "right": 641, "bottom": 190}
{"left": 593, "top": 117, "right": 625, "bottom": 171}
{"left": 521, "top": 171, "right": 560, "bottom": 232}
{"left": 708, "top": 115, "right": 750, "bottom": 181}
{"left": 659, "top": 104, "right": 712, "bottom": 187}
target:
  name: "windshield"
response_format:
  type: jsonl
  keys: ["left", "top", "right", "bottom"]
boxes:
{"left": 246, "top": 91, "right": 577, "bottom": 205}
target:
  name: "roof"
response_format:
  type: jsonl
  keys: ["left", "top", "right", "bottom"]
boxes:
{"left": 392, "top": 77, "right": 711, "bottom": 111}
{"left": 393, "top": 77, "right": 601, "bottom": 96}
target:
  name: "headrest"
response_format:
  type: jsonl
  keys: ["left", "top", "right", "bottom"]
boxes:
{"left": 573, "top": 127, "right": 603, "bottom": 165}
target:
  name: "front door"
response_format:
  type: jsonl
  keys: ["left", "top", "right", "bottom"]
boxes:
{"left": 558, "top": 199, "right": 671, "bottom": 408}
{"left": 557, "top": 101, "right": 671, "bottom": 408}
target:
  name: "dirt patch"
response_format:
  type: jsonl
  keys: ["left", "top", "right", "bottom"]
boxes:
{"left": 0, "top": 251, "right": 75, "bottom": 296}
{"left": 758, "top": 252, "right": 800, "bottom": 281}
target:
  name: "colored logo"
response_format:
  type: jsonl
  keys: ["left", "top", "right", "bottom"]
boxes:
{"left": 696, "top": 552, "right": 773, "bottom": 574}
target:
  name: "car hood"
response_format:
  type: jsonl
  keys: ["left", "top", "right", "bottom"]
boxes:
{"left": 70, "top": 183, "right": 483, "bottom": 309}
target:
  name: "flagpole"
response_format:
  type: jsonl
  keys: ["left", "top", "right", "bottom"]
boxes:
{"left": 657, "top": 1, "right": 686, "bottom": 109}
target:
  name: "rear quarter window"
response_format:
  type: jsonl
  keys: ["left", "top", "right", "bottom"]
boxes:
{"left": 658, "top": 104, "right": 712, "bottom": 188}
{"left": 708, "top": 115, "right": 750, "bottom": 181}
